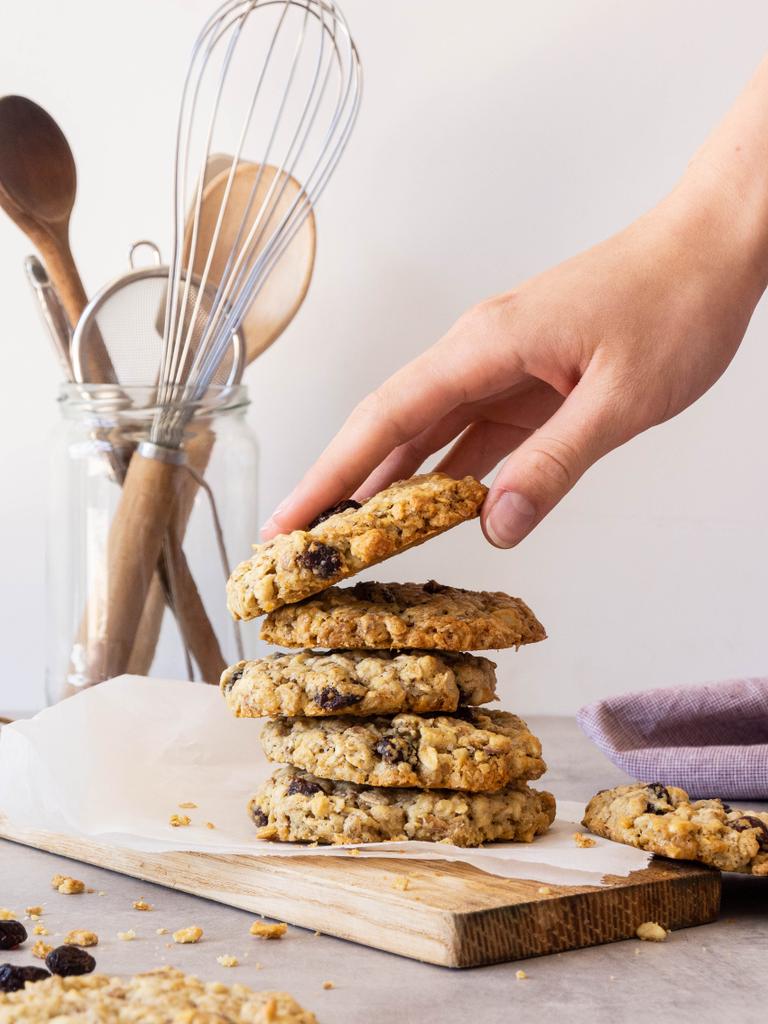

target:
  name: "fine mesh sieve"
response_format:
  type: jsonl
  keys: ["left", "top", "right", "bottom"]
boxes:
{"left": 71, "top": 241, "right": 243, "bottom": 389}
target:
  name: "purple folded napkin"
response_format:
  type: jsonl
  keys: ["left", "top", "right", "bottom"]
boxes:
{"left": 577, "top": 677, "right": 768, "bottom": 801}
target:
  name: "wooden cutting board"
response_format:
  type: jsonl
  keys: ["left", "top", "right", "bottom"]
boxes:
{"left": 0, "top": 815, "right": 720, "bottom": 968}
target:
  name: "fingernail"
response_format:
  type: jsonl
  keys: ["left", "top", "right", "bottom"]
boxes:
{"left": 260, "top": 516, "right": 279, "bottom": 537}
{"left": 260, "top": 494, "right": 297, "bottom": 536}
{"left": 485, "top": 491, "right": 537, "bottom": 548}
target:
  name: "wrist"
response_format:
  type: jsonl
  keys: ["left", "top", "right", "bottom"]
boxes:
{"left": 662, "top": 161, "right": 768, "bottom": 308}
{"left": 665, "top": 54, "right": 768, "bottom": 304}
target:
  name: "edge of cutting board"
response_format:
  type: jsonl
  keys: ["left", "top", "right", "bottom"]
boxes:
{"left": 0, "top": 816, "right": 721, "bottom": 967}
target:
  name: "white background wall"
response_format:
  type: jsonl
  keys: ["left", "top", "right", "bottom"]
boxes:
{"left": 1, "top": 1, "right": 767, "bottom": 712}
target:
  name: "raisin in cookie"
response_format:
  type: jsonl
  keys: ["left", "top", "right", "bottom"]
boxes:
{"left": 0, "top": 966, "right": 315, "bottom": 1022}
{"left": 260, "top": 580, "right": 546, "bottom": 652}
{"left": 227, "top": 473, "right": 487, "bottom": 618}
{"left": 260, "top": 709, "right": 545, "bottom": 791}
{"left": 221, "top": 649, "right": 497, "bottom": 718}
{"left": 251, "top": 766, "right": 556, "bottom": 847}
{"left": 583, "top": 782, "right": 768, "bottom": 875}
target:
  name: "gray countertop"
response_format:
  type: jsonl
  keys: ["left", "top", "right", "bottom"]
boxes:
{"left": 1, "top": 716, "right": 765, "bottom": 1023}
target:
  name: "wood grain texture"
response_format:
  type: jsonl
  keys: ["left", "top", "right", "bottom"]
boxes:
{"left": 0, "top": 815, "right": 720, "bottom": 967}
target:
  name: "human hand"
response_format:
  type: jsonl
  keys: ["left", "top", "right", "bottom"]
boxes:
{"left": 262, "top": 62, "right": 768, "bottom": 548}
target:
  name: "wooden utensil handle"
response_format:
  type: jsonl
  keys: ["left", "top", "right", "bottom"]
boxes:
{"left": 127, "top": 423, "right": 226, "bottom": 684}
{"left": 84, "top": 447, "right": 183, "bottom": 684}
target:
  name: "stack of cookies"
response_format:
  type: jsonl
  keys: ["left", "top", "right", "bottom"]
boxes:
{"left": 222, "top": 473, "right": 556, "bottom": 848}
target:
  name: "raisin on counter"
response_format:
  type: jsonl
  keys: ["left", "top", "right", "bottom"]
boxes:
{"left": 0, "top": 921, "right": 27, "bottom": 950}
{"left": 45, "top": 944, "right": 96, "bottom": 976}
{"left": 0, "top": 963, "right": 50, "bottom": 992}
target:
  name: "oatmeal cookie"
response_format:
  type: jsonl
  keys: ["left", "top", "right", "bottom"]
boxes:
{"left": 261, "top": 580, "right": 546, "bottom": 651}
{"left": 583, "top": 782, "right": 768, "bottom": 875}
{"left": 260, "top": 709, "right": 545, "bottom": 791}
{"left": 227, "top": 473, "right": 487, "bottom": 618}
{"left": 0, "top": 965, "right": 315, "bottom": 1022}
{"left": 221, "top": 649, "right": 497, "bottom": 718}
{"left": 250, "top": 765, "right": 556, "bottom": 846}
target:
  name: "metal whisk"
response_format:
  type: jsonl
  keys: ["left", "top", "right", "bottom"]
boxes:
{"left": 85, "top": 0, "right": 361, "bottom": 685}
{"left": 153, "top": 0, "right": 362, "bottom": 448}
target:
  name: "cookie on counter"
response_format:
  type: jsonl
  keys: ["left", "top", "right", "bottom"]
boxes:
{"left": 0, "top": 966, "right": 316, "bottom": 1022}
{"left": 251, "top": 766, "right": 556, "bottom": 847}
{"left": 260, "top": 709, "right": 545, "bottom": 791}
{"left": 260, "top": 580, "right": 546, "bottom": 652}
{"left": 220, "top": 649, "right": 498, "bottom": 718}
{"left": 226, "top": 473, "right": 487, "bottom": 618}
{"left": 583, "top": 782, "right": 768, "bottom": 875}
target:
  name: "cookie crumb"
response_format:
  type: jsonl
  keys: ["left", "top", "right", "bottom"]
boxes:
{"left": 313, "top": 930, "right": 322, "bottom": 937}
{"left": 97, "top": 891, "right": 106, "bottom": 897}
{"left": 392, "top": 876, "right": 410, "bottom": 891}
{"left": 169, "top": 814, "right": 191, "bottom": 827}
{"left": 322, "top": 981, "right": 334, "bottom": 990}
{"left": 345, "top": 848, "right": 361, "bottom": 856}
{"left": 65, "top": 929, "right": 98, "bottom": 947}
{"left": 205, "top": 821, "right": 216, "bottom": 829}
{"left": 52, "top": 875, "right": 85, "bottom": 894}
{"left": 217, "top": 954, "right": 239, "bottom": 967}
{"left": 132, "top": 899, "right": 153, "bottom": 911}
{"left": 249, "top": 920, "right": 287, "bottom": 940}
{"left": 178, "top": 802, "right": 197, "bottom": 809}
{"left": 0, "top": 909, "right": 17, "bottom": 921}
{"left": 31, "top": 939, "right": 53, "bottom": 959}
{"left": 33, "top": 924, "right": 49, "bottom": 936}
{"left": 516, "top": 970, "right": 527, "bottom": 980}
{"left": 636, "top": 921, "right": 667, "bottom": 942}
{"left": 156, "top": 927, "right": 169, "bottom": 935}
{"left": 537, "top": 886, "right": 552, "bottom": 895}
{"left": 117, "top": 930, "right": 137, "bottom": 941}
{"left": 25, "top": 906, "right": 44, "bottom": 917}
{"left": 173, "top": 925, "right": 203, "bottom": 944}
{"left": 572, "top": 832, "right": 596, "bottom": 848}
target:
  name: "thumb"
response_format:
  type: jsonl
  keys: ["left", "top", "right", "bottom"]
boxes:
{"left": 482, "top": 382, "right": 615, "bottom": 549}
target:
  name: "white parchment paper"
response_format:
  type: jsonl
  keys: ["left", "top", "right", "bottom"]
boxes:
{"left": 0, "top": 676, "right": 650, "bottom": 885}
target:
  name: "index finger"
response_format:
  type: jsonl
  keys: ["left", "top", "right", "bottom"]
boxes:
{"left": 260, "top": 348, "right": 463, "bottom": 537}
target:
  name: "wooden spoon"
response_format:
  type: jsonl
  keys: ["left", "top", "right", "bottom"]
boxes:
{"left": 184, "top": 161, "right": 316, "bottom": 367}
{"left": 0, "top": 95, "right": 115, "bottom": 381}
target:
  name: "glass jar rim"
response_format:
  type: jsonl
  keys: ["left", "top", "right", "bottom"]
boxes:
{"left": 57, "top": 382, "right": 249, "bottom": 417}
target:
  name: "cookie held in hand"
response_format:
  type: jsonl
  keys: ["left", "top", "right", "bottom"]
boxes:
{"left": 226, "top": 473, "right": 487, "bottom": 618}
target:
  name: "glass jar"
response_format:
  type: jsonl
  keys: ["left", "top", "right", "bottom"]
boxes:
{"left": 46, "top": 384, "right": 259, "bottom": 703}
